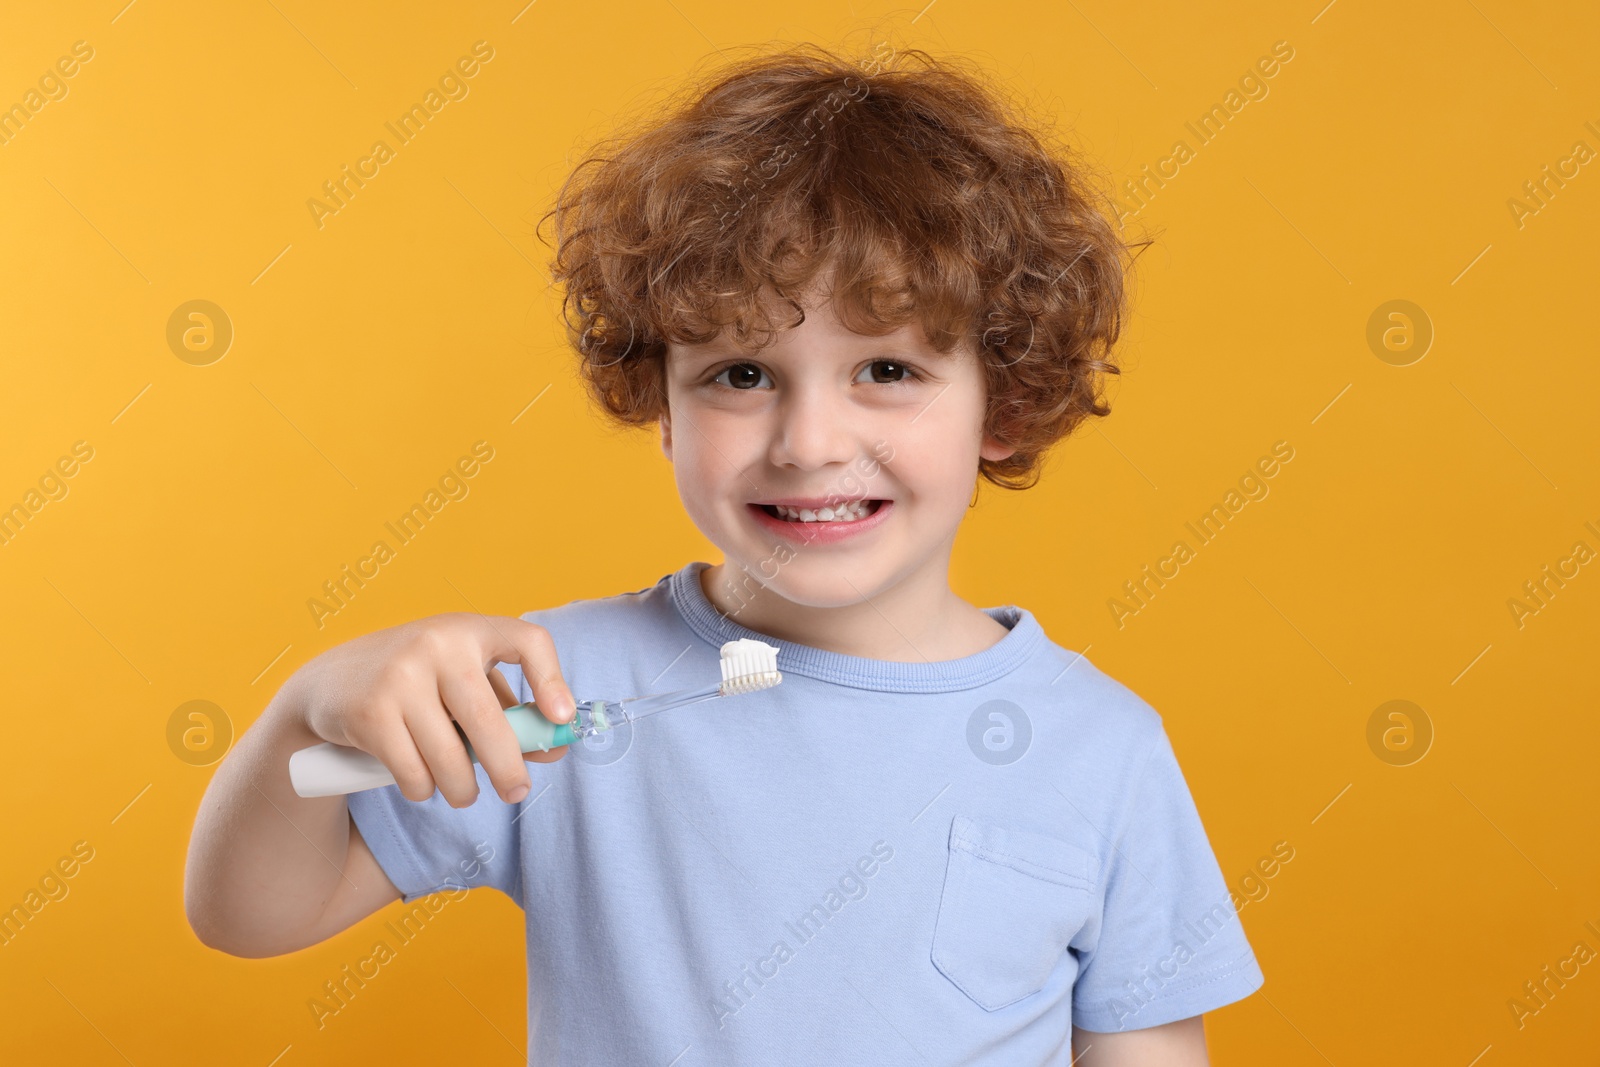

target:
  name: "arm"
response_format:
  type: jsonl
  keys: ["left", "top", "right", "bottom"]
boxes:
{"left": 1072, "top": 1016, "right": 1208, "bottom": 1066}
{"left": 184, "top": 614, "right": 577, "bottom": 958}
{"left": 183, "top": 670, "right": 403, "bottom": 958}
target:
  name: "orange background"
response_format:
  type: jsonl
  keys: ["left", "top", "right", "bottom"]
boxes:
{"left": 2, "top": 1, "right": 1597, "bottom": 1063}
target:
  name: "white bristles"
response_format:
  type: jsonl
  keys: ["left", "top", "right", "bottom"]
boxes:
{"left": 718, "top": 638, "right": 782, "bottom": 695}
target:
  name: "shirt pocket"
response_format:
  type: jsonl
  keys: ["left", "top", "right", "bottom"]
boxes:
{"left": 930, "top": 814, "right": 1098, "bottom": 1011}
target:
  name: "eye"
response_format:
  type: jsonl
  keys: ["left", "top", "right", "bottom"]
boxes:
{"left": 710, "top": 363, "right": 771, "bottom": 390}
{"left": 856, "top": 360, "right": 918, "bottom": 385}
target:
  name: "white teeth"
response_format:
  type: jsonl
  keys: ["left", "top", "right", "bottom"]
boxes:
{"left": 769, "top": 500, "right": 874, "bottom": 523}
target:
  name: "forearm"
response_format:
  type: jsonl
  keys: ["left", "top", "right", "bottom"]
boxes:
{"left": 184, "top": 669, "right": 351, "bottom": 957}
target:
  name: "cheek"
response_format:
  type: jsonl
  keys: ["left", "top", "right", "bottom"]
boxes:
{"left": 895, "top": 396, "right": 985, "bottom": 480}
{"left": 671, "top": 414, "right": 753, "bottom": 498}
{"left": 673, "top": 447, "right": 720, "bottom": 505}
{"left": 671, "top": 458, "right": 732, "bottom": 539}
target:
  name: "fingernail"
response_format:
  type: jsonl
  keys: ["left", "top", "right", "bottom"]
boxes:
{"left": 507, "top": 783, "right": 530, "bottom": 804}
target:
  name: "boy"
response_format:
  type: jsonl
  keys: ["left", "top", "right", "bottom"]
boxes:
{"left": 186, "top": 42, "right": 1262, "bottom": 1065}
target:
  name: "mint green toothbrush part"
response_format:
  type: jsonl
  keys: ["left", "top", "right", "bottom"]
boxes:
{"left": 456, "top": 699, "right": 610, "bottom": 759}
{"left": 453, "top": 638, "right": 780, "bottom": 763}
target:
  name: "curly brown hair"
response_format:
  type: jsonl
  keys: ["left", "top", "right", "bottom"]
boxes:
{"left": 538, "top": 40, "right": 1146, "bottom": 490}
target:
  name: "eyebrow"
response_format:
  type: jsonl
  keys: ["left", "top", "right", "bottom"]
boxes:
{"left": 678, "top": 338, "right": 955, "bottom": 360}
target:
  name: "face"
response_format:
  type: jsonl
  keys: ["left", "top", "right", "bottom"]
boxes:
{"left": 659, "top": 285, "right": 1016, "bottom": 611}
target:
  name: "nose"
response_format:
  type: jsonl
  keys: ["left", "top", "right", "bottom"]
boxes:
{"left": 766, "top": 377, "right": 863, "bottom": 473}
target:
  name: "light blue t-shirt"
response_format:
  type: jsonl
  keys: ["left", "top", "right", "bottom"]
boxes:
{"left": 348, "top": 561, "right": 1263, "bottom": 1064}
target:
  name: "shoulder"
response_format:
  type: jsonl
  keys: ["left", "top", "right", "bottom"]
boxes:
{"left": 517, "top": 570, "right": 676, "bottom": 633}
{"left": 1028, "top": 635, "right": 1167, "bottom": 766}
{"left": 494, "top": 569, "right": 683, "bottom": 697}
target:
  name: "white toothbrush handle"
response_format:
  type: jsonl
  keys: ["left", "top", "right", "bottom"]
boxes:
{"left": 289, "top": 741, "right": 398, "bottom": 798}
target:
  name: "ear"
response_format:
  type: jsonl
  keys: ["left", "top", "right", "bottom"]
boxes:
{"left": 979, "top": 432, "right": 1016, "bottom": 463}
{"left": 659, "top": 413, "right": 673, "bottom": 461}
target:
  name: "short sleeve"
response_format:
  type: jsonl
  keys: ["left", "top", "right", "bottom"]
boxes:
{"left": 345, "top": 663, "right": 525, "bottom": 906}
{"left": 1070, "top": 728, "right": 1264, "bottom": 1031}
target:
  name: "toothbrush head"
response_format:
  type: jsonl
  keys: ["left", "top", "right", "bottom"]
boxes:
{"left": 718, "top": 638, "right": 782, "bottom": 696}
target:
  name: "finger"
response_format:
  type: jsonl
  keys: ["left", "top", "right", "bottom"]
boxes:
{"left": 524, "top": 744, "right": 569, "bottom": 764}
{"left": 403, "top": 687, "right": 482, "bottom": 808}
{"left": 485, "top": 665, "right": 519, "bottom": 709}
{"left": 354, "top": 706, "right": 438, "bottom": 803}
{"left": 485, "top": 662, "right": 569, "bottom": 765}
{"left": 440, "top": 668, "right": 531, "bottom": 803}
{"left": 480, "top": 618, "right": 576, "bottom": 724}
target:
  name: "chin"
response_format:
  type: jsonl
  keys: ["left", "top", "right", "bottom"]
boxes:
{"left": 743, "top": 558, "right": 888, "bottom": 607}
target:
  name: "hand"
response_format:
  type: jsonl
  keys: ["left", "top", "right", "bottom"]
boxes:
{"left": 292, "top": 613, "right": 576, "bottom": 807}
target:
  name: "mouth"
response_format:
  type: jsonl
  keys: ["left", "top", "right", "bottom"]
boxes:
{"left": 746, "top": 498, "right": 894, "bottom": 544}
{"left": 754, "top": 499, "right": 886, "bottom": 524}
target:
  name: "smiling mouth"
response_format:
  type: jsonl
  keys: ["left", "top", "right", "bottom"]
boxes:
{"left": 757, "top": 500, "right": 885, "bottom": 523}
